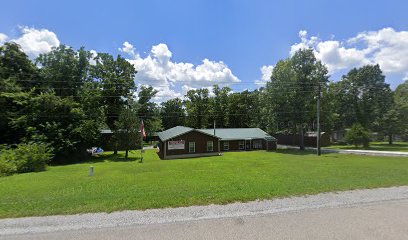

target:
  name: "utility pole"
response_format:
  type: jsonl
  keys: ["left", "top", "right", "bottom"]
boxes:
{"left": 316, "top": 83, "right": 322, "bottom": 156}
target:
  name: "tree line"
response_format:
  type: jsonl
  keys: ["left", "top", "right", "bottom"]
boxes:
{"left": 1, "top": 42, "right": 408, "bottom": 171}
{"left": 161, "top": 49, "right": 408, "bottom": 149}
{"left": 0, "top": 42, "right": 158, "bottom": 167}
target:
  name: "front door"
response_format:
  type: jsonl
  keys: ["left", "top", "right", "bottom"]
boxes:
{"left": 245, "top": 140, "right": 251, "bottom": 150}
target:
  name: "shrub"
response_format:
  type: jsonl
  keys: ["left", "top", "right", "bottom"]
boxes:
{"left": 345, "top": 124, "right": 370, "bottom": 148}
{"left": 0, "top": 157, "right": 17, "bottom": 176}
{"left": 0, "top": 143, "right": 53, "bottom": 176}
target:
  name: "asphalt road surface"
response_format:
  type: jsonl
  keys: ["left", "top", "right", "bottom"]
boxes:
{"left": 2, "top": 187, "right": 408, "bottom": 240}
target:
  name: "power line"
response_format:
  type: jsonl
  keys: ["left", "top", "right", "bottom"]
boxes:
{"left": 12, "top": 79, "right": 327, "bottom": 85}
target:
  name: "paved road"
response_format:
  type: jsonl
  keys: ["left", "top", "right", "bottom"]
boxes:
{"left": 278, "top": 144, "right": 408, "bottom": 157}
{"left": 4, "top": 199, "right": 408, "bottom": 240}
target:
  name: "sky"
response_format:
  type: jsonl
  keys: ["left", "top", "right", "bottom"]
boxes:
{"left": 1, "top": 0, "right": 408, "bottom": 101}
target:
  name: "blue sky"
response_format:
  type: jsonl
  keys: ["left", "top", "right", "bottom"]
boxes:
{"left": 1, "top": 0, "right": 408, "bottom": 101}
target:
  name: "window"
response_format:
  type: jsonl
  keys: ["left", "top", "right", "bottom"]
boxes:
{"left": 239, "top": 141, "right": 245, "bottom": 150}
{"left": 223, "top": 141, "right": 229, "bottom": 151}
{"left": 253, "top": 140, "right": 262, "bottom": 149}
{"left": 189, "top": 142, "right": 196, "bottom": 153}
{"left": 207, "top": 141, "right": 214, "bottom": 152}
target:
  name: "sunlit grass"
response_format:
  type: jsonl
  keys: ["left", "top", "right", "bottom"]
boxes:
{"left": 1, "top": 149, "right": 408, "bottom": 218}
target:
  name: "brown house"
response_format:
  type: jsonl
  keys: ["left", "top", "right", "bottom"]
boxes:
{"left": 157, "top": 126, "right": 277, "bottom": 159}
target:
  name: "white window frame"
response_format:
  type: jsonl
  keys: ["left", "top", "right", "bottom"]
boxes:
{"left": 223, "top": 141, "right": 229, "bottom": 151}
{"left": 189, "top": 142, "right": 196, "bottom": 153}
{"left": 207, "top": 141, "right": 214, "bottom": 152}
{"left": 239, "top": 141, "right": 245, "bottom": 150}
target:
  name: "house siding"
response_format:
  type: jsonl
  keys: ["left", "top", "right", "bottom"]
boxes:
{"left": 220, "top": 139, "right": 276, "bottom": 151}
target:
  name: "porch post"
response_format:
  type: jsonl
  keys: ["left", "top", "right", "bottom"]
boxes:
{"left": 164, "top": 141, "right": 167, "bottom": 159}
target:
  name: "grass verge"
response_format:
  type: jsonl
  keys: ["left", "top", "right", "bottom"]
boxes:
{"left": 1, "top": 149, "right": 408, "bottom": 218}
{"left": 326, "top": 141, "right": 408, "bottom": 152}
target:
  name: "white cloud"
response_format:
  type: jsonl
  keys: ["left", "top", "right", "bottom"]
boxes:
{"left": 255, "top": 65, "right": 274, "bottom": 86}
{"left": 89, "top": 50, "right": 98, "bottom": 65}
{"left": 290, "top": 30, "right": 319, "bottom": 56}
{"left": 403, "top": 74, "right": 408, "bottom": 82}
{"left": 289, "top": 28, "right": 408, "bottom": 77}
{"left": 348, "top": 28, "right": 408, "bottom": 74}
{"left": 0, "top": 33, "right": 8, "bottom": 43}
{"left": 118, "top": 41, "right": 137, "bottom": 58}
{"left": 122, "top": 42, "right": 240, "bottom": 102}
{"left": 314, "top": 40, "right": 369, "bottom": 73}
{"left": 8, "top": 26, "right": 60, "bottom": 58}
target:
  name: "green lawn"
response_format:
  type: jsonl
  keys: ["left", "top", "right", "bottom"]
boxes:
{"left": 1, "top": 149, "right": 408, "bottom": 218}
{"left": 325, "top": 141, "right": 408, "bottom": 152}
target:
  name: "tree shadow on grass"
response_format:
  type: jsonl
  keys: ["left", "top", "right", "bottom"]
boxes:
{"left": 370, "top": 143, "right": 408, "bottom": 149}
{"left": 48, "top": 151, "right": 143, "bottom": 166}
{"left": 275, "top": 149, "right": 336, "bottom": 156}
{"left": 85, "top": 153, "right": 141, "bottom": 164}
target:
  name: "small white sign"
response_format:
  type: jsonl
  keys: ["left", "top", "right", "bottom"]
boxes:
{"left": 168, "top": 140, "right": 185, "bottom": 150}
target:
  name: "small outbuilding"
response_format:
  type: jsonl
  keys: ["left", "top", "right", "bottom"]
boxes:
{"left": 157, "top": 126, "right": 277, "bottom": 159}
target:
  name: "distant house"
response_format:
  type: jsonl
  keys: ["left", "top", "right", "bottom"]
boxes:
{"left": 276, "top": 131, "right": 331, "bottom": 147}
{"left": 157, "top": 126, "right": 277, "bottom": 159}
{"left": 331, "top": 129, "right": 347, "bottom": 143}
{"left": 100, "top": 129, "right": 143, "bottom": 151}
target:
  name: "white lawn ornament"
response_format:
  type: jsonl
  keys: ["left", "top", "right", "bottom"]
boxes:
{"left": 87, "top": 147, "right": 104, "bottom": 156}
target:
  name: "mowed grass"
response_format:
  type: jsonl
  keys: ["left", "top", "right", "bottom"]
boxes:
{"left": 326, "top": 141, "right": 408, "bottom": 152}
{"left": 1, "top": 149, "right": 408, "bottom": 218}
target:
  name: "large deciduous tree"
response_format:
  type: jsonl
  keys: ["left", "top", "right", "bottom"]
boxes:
{"left": 114, "top": 107, "right": 140, "bottom": 159}
{"left": 184, "top": 89, "right": 210, "bottom": 128}
{"left": 265, "top": 49, "right": 329, "bottom": 150}
{"left": 209, "top": 85, "right": 231, "bottom": 128}
{"left": 393, "top": 80, "right": 408, "bottom": 140}
{"left": 0, "top": 42, "right": 39, "bottom": 88}
{"left": 0, "top": 43, "right": 39, "bottom": 144}
{"left": 137, "top": 85, "right": 162, "bottom": 134}
{"left": 92, "top": 53, "right": 137, "bottom": 135}
{"left": 36, "top": 45, "right": 92, "bottom": 97}
{"left": 332, "top": 65, "right": 392, "bottom": 131}
{"left": 160, "top": 98, "right": 185, "bottom": 129}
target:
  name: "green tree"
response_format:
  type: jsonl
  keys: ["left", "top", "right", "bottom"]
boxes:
{"left": 380, "top": 108, "right": 402, "bottom": 144}
{"left": 160, "top": 98, "right": 185, "bottom": 129}
{"left": 209, "top": 85, "right": 231, "bottom": 128}
{"left": 345, "top": 123, "right": 370, "bottom": 147}
{"left": 0, "top": 42, "right": 39, "bottom": 88}
{"left": 0, "top": 43, "right": 40, "bottom": 144}
{"left": 393, "top": 80, "right": 408, "bottom": 140}
{"left": 227, "top": 90, "right": 258, "bottom": 128}
{"left": 332, "top": 65, "right": 393, "bottom": 130}
{"left": 114, "top": 107, "right": 140, "bottom": 158}
{"left": 265, "top": 49, "right": 329, "bottom": 150}
{"left": 92, "top": 53, "right": 137, "bottom": 143}
{"left": 36, "top": 45, "right": 92, "bottom": 97}
{"left": 9, "top": 91, "right": 95, "bottom": 163}
{"left": 185, "top": 88, "right": 210, "bottom": 128}
{"left": 137, "top": 86, "right": 162, "bottom": 134}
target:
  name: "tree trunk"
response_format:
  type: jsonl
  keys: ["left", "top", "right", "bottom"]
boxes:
{"left": 299, "top": 125, "right": 305, "bottom": 151}
{"left": 114, "top": 149, "right": 118, "bottom": 155}
{"left": 125, "top": 149, "right": 128, "bottom": 159}
{"left": 388, "top": 134, "right": 393, "bottom": 145}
